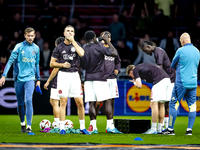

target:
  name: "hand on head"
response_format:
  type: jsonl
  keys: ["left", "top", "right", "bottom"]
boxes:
{"left": 102, "top": 34, "right": 109, "bottom": 44}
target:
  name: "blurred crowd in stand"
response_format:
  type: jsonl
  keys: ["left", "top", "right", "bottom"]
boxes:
{"left": 1, "top": 0, "right": 200, "bottom": 79}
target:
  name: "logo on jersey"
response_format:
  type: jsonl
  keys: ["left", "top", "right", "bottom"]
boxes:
{"left": 62, "top": 50, "right": 66, "bottom": 54}
{"left": 32, "top": 50, "right": 36, "bottom": 55}
{"left": 126, "top": 84, "right": 151, "bottom": 113}
{"left": 21, "top": 50, "right": 25, "bottom": 54}
{"left": 71, "top": 47, "right": 76, "bottom": 52}
{"left": 172, "top": 97, "right": 175, "bottom": 101}
{"left": 63, "top": 54, "right": 76, "bottom": 60}
{"left": 22, "top": 57, "right": 35, "bottom": 62}
{"left": 104, "top": 55, "right": 115, "bottom": 61}
{"left": 180, "top": 85, "right": 200, "bottom": 112}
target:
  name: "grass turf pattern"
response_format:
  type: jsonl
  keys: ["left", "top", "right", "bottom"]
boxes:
{"left": 0, "top": 115, "right": 200, "bottom": 144}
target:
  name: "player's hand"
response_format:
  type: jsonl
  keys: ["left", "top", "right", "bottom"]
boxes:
{"left": 102, "top": 34, "right": 109, "bottom": 44}
{"left": 114, "top": 69, "right": 119, "bottom": 75}
{"left": 44, "top": 82, "right": 49, "bottom": 90}
{"left": 129, "top": 79, "right": 136, "bottom": 84}
{"left": 36, "top": 80, "right": 41, "bottom": 87}
{"left": 0, "top": 76, "right": 5, "bottom": 87}
{"left": 66, "top": 34, "right": 74, "bottom": 42}
{"left": 63, "top": 62, "right": 71, "bottom": 68}
{"left": 129, "top": 80, "right": 134, "bottom": 83}
{"left": 81, "top": 83, "right": 84, "bottom": 92}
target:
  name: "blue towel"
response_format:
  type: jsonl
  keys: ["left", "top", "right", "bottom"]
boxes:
{"left": 36, "top": 85, "right": 42, "bottom": 95}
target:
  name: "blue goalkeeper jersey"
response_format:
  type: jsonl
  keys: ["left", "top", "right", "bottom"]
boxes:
{"left": 171, "top": 43, "right": 200, "bottom": 89}
{"left": 2, "top": 40, "right": 40, "bottom": 82}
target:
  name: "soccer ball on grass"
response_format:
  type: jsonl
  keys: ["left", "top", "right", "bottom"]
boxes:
{"left": 64, "top": 119, "right": 73, "bottom": 129}
{"left": 39, "top": 119, "right": 51, "bottom": 130}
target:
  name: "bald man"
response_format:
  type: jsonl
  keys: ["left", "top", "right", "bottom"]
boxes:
{"left": 162, "top": 33, "right": 200, "bottom": 135}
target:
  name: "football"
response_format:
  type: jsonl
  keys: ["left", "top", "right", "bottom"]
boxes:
{"left": 39, "top": 119, "right": 51, "bottom": 130}
{"left": 51, "top": 121, "right": 60, "bottom": 129}
{"left": 64, "top": 119, "right": 73, "bottom": 129}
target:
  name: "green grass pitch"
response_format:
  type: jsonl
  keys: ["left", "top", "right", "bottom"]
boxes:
{"left": 0, "top": 115, "right": 200, "bottom": 145}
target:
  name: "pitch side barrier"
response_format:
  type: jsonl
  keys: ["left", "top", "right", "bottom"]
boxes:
{"left": 0, "top": 79, "right": 200, "bottom": 116}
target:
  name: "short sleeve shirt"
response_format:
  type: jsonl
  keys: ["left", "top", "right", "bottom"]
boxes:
{"left": 52, "top": 42, "right": 81, "bottom": 72}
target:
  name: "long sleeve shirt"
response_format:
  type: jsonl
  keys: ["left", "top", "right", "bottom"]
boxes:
{"left": 3, "top": 41, "right": 40, "bottom": 82}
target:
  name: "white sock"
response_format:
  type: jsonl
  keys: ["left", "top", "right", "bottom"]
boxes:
{"left": 168, "top": 128, "right": 173, "bottom": 131}
{"left": 27, "top": 125, "right": 31, "bottom": 130}
{"left": 157, "top": 123, "right": 162, "bottom": 132}
{"left": 164, "top": 117, "right": 169, "bottom": 129}
{"left": 151, "top": 122, "right": 157, "bottom": 131}
{"left": 21, "top": 121, "right": 25, "bottom": 126}
{"left": 187, "top": 128, "right": 192, "bottom": 131}
{"left": 79, "top": 119, "right": 85, "bottom": 130}
{"left": 107, "top": 119, "right": 115, "bottom": 129}
{"left": 162, "top": 123, "right": 165, "bottom": 130}
{"left": 54, "top": 118, "right": 59, "bottom": 125}
{"left": 90, "top": 120, "right": 92, "bottom": 126}
{"left": 60, "top": 121, "right": 65, "bottom": 130}
{"left": 91, "top": 120, "right": 97, "bottom": 130}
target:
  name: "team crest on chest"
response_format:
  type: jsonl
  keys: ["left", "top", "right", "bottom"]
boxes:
{"left": 71, "top": 47, "right": 76, "bottom": 52}
{"left": 58, "top": 89, "right": 62, "bottom": 94}
{"left": 32, "top": 50, "right": 36, "bottom": 55}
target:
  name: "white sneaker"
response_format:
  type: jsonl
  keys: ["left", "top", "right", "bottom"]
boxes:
{"left": 157, "top": 130, "right": 162, "bottom": 134}
{"left": 143, "top": 129, "right": 157, "bottom": 134}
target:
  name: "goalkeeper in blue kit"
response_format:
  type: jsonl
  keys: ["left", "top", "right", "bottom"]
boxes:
{"left": 0, "top": 27, "right": 41, "bottom": 133}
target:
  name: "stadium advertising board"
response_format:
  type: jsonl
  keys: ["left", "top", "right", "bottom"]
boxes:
{"left": 114, "top": 81, "right": 200, "bottom": 116}
{"left": 0, "top": 80, "right": 200, "bottom": 116}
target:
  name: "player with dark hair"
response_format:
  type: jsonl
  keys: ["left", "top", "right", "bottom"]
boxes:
{"left": 44, "top": 36, "right": 65, "bottom": 129}
{"left": 141, "top": 40, "right": 176, "bottom": 131}
{"left": 87, "top": 31, "right": 121, "bottom": 133}
{"left": 81, "top": 30, "right": 122, "bottom": 134}
{"left": 0, "top": 27, "right": 41, "bottom": 133}
{"left": 126, "top": 63, "right": 171, "bottom": 134}
{"left": 50, "top": 25, "right": 90, "bottom": 135}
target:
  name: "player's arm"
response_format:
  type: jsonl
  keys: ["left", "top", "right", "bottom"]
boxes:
{"left": 135, "top": 78, "right": 142, "bottom": 88}
{"left": 0, "top": 44, "right": 20, "bottom": 86}
{"left": 114, "top": 52, "right": 121, "bottom": 75}
{"left": 102, "top": 34, "right": 117, "bottom": 57}
{"left": 35, "top": 48, "right": 41, "bottom": 87}
{"left": 66, "top": 34, "right": 84, "bottom": 57}
{"left": 50, "top": 57, "right": 71, "bottom": 68}
{"left": 44, "top": 68, "right": 59, "bottom": 90}
{"left": 129, "top": 3, "right": 135, "bottom": 17}
{"left": 144, "top": 2, "right": 149, "bottom": 16}
{"left": 129, "top": 77, "right": 142, "bottom": 89}
{"left": 171, "top": 50, "right": 180, "bottom": 69}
